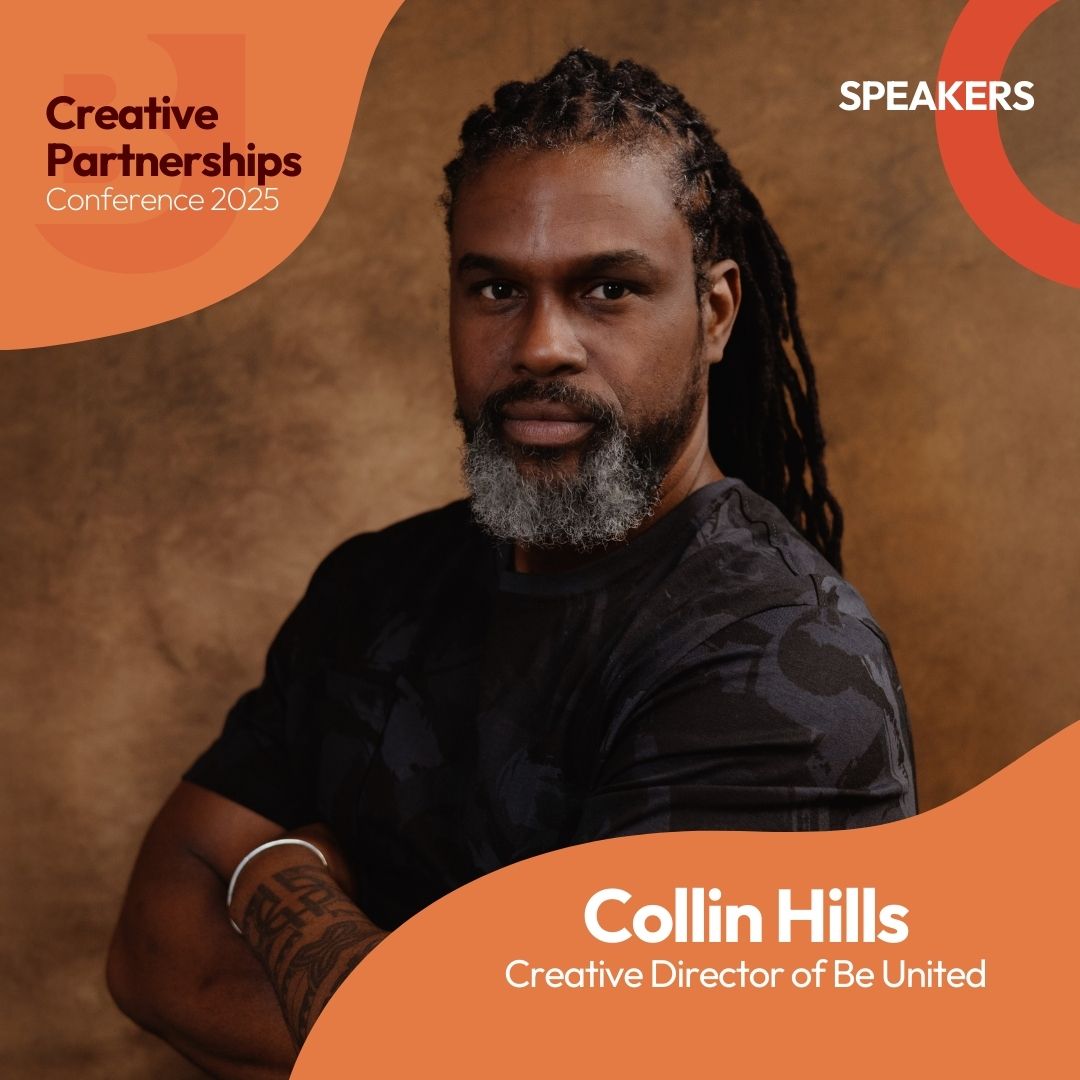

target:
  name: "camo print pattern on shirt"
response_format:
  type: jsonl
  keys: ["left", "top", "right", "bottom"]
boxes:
{"left": 185, "top": 478, "right": 916, "bottom": 930}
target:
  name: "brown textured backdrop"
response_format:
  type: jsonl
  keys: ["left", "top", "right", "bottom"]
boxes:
{"left": 3, "top": 1, "right": 1078, "bottom": 1075}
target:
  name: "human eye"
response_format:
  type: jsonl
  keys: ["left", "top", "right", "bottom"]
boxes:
{"left": 584, "top": 281, "right": 633, "bottom": 301}
{"left": 475, "top": 280, "right": 520, "bottom": 301}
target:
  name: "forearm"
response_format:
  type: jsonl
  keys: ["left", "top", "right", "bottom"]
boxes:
{"left": 110, "top": 785, "right": 382, "bottom": 1073}
{"left": 107, "top": 858, "right": 296, "bottom": 1079}
{"left": 142, "top": 958, "right": 293, "bottom": 1080}
{"left": 229, "top": 854, "right": 387, "bottom": 1047}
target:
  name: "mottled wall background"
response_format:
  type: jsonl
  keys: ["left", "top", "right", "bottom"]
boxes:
{"left": 3, "top": 1, "right": 1078, "bottom": 1075}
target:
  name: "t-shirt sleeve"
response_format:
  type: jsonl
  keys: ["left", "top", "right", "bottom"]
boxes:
{"left": 182, "top": 564, "right": 331, "bottom": 829}
{"left": 572, "top": 604, "right": 917, "bottom": 841}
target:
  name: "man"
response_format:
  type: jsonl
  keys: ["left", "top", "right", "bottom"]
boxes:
{"left": 107, "top": 49, "right": 916, "bottom": 1077}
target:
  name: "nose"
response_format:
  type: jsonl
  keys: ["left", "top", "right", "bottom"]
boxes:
{"left": 512, "top": 296, "right": 587, "bottom": 378}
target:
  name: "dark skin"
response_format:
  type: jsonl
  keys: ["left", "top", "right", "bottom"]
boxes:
{"left": 106, "top": 142, "right": 741, "bottom": 1075}
{"left": 106, "top": 783, "right": 383, "bottom": 1079}
{"left": 450, "top": 143, "right": 741, "bottom": 572}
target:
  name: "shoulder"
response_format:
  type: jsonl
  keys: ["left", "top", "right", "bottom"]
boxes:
{"left": 306, "top": 499, "right": 478, "bottom": 594}
{"left": 605, "top": 479, "right": 912, "bottom": 748}
{"left": 612, "top": 480, "right": 891, "bottom": 679}
{"left": 601, "top": 484, "right": 916, "bottom": 820}
{"left": 276, "top": 499, "right": 486, "bottom": 648}
{"left": 678, "top": 479, "right": 880, "bottom": 632}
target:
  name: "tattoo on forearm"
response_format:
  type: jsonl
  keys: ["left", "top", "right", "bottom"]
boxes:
{"left": 239, "top": 865, "right": 386, "bottom": 1046}
{"left": 243, "top": 866, "right": 352, "bottom": 966}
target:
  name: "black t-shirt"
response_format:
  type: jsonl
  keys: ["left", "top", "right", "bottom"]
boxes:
{"left": 185, "top": 478, "right": 916, "bottom": 930}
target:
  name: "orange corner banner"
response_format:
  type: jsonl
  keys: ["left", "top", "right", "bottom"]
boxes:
{"left": 1, "top": 1, "right": 403, "bottom": 349}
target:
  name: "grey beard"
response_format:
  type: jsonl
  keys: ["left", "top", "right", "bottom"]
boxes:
{"left": 462, "top": 421, "right": 664, "bottom": 550}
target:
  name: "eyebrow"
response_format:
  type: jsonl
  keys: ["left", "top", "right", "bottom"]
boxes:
{"left": 455, "top": 249, "right": 661, "bottom": 277}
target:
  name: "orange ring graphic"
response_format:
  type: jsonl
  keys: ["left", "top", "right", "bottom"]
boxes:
{"left": 936, "top": 0, "right": 1080, "bottom": 287}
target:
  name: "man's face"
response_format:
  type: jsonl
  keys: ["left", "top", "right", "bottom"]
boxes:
{"left": 449, "top": 142, "right": 720, "bottom": 548}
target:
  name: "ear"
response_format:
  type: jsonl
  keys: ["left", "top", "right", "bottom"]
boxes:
{"left": 700, "top": 258, "right": 741, "bottom": 364}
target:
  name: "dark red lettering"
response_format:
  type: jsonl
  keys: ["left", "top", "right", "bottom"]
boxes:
{"left": 47, "top": 143, "right": 72, "bottom": 173}
{"left": 46, "top": 96, "right": 75, "bottom": 129}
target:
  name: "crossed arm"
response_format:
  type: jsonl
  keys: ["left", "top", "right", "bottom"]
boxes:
{"left": 108, "top": 605, "right": 914, "bottom": 1075}
{"left": 106, "top": 781, "right": 386, "bottom": 1079}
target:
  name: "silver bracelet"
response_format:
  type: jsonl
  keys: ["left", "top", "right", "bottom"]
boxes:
{"left": 226, "top": 838, "right": 329, "bottom": 934}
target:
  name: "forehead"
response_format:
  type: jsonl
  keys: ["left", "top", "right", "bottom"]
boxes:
{"left": 450, "top": 144, "right": 694, "bottom": 270}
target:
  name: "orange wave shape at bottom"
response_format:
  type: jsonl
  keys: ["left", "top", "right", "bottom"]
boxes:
{"left": 295, "top": 720, "right": 1080, "bottom": 1078}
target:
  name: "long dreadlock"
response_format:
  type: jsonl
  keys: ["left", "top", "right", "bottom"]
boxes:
{"left": 442, "top": 48, "right": 845, "bottom": 571}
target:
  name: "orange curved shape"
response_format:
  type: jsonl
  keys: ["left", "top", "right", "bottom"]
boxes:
{"left": 296, "top": 720, "right": 1080, "bottom": 1077}
{"left": 936, "top": 0, "right": 1080, "bottom": 287}
{"left": 2, "top": 1, "right": 403, "bottom": 348}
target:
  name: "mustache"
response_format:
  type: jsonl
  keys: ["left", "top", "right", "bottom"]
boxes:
{"left": 478, "top": 380, "right": 620, "bottom": 430}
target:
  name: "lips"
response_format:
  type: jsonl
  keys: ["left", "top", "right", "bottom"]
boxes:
{"left": 499, "top": 401, "right": 596, "bottom": 448}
